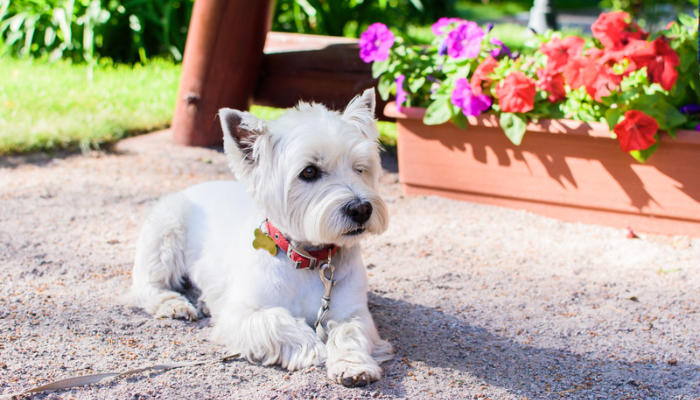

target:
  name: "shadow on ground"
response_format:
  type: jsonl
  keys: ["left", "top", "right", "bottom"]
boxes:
{"left": 368, "top": 293, "right": 697, "bottom": 399}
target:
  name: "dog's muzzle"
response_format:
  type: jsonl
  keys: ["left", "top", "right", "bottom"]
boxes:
{"left": 344, "top": 200, "right": 372, "bottom": 225}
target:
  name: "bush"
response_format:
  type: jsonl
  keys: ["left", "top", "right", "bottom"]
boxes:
{"left": 272, "top": 0, "right": 455, "bottom": 38}
{"left": 0, "top": 0, "right": 193, "bottom": 64}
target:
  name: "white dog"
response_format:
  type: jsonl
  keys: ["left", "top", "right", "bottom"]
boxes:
{"left": 127, "top": 89, "right": 394, "bottom": 387}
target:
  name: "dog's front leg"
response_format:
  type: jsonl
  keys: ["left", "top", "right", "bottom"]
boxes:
{"left": 212, "top": 306, "right": 326, "bottom": 371}
{"left": 325, "top": 310, "right": 394, "bottom": 387}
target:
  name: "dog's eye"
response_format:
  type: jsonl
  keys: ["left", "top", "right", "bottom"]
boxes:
{"left": 300, "top": 166, "right": 319, "bottom": 181}
{"left": 355, "top": 168, "right": 364, "bottom": 174}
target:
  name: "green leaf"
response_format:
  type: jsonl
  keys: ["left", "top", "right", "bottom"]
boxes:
{"left": 408, "top": 0, "right": 424, "bottom": 12}
{"left": 409, "top": 76, "right": 426, "bottom": 93}
{"left": 500, "top": 113, "right": 527, "bottom": 145}
{"left": 678, "top": 13, "right": 695, "bottom": 29}
{"left": 455, "top": 63, "right": 472, "bottom": 79}
{"left": 634, "top": 96, "right": 687, "bottom": 131}
{"left": 377, "top": 75, "right": 392, "bottom": 101}
{"left": 679, "top": 46, "right": 696, "bottom": 73}
{"left": 452, "top": 109, "right": 467, "bottom": 129}
{"left": 629, "top": 141, "right": 658, "bottom": 163}
{"left": 423, "top": 98, "right": 451, "bottom": 125}
{"left": 604, "top": 107, "right": 623, "bottom": 131}
{"left": 371, "top": 60, "right": 390, "bottom": 79}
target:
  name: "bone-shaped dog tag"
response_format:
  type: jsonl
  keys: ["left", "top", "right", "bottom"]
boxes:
{"left": 253, "top": 228, "right": 277, "bottom": 256}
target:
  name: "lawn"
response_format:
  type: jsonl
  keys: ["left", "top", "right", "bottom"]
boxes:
{"left": 0, "top": 58, "right": 180, "bottom": 154}
{"left": 0, "top": 58, "right": 397, "bottom": 156}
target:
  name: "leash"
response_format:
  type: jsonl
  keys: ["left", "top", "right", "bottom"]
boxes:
{"left": 254, "top": 219, "right": 338, "bottom": 270}
{"left": 253, "top": 219, "right": 338, "bottom": 340}
{"left": 0, "top": 354, "right": 240, "bottom": 399}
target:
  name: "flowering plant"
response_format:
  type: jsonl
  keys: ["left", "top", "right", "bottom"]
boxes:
{"left": 360, "top": 12, "right": 700, "bottom": 162}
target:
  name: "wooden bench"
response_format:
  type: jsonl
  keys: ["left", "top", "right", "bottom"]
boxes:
{"left": 171, "top": 1, "right": 381, "bottom": 147}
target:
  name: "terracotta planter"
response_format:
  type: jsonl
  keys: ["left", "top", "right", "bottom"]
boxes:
{"left": 384, "top": 102, "right": 700, "bottom": 237}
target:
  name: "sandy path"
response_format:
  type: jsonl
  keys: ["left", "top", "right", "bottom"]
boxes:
{"left": 1, "top": 130, "right": 699, "bottom": 399}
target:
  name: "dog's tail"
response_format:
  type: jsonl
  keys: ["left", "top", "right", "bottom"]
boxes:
{"left": 123, "top": 192, "right": 191, "bottom": 312}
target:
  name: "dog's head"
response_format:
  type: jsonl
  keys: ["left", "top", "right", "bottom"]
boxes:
{"left": 219, "top": 89, "right": 389, "bottom": 248}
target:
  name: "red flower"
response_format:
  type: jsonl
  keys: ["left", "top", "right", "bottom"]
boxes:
{"left": 470, "top": 56, "right": 499, "bottom": 96}
{"left": 539, "top": 36, "right": 585, "bottom": 74}
{"left": 496, "top": 71, "right": 536, "bottom": 113}
{"left": 587, "top": 68, "right": 622, "bottom": 102}
{"left": 563, "top": 55, "right": 621, "bottom": 101}
{"left": 591, "top": 11, "right": 648, "bottom": 51}
{"left": 613, "top": 110, "right": 659, "bottom": 152}
{"left": 625, "top": 37, "right": 680, "bottom": 91}
{"left": 563, "top": 56, "right": 598, "bottom": 90}
{"left": 536, "top": 69, "right": 566, "bottom": 103}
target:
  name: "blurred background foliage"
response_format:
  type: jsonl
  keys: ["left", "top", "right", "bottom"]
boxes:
{"left": 0, "top": 0, "right": 193, "bottom": 64}
{"left": 0, "top": 0, "right": 695, "bottom": 64}
{"left": 0, "top": 0, "right": 695, "bottom": 155}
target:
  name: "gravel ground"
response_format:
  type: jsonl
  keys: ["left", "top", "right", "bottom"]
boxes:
{"left": 1, "top": 130, "right": 699, "bottom": 400}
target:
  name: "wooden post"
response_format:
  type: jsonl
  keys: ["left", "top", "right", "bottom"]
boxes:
{"left": 172, "top": 0, "right": 274, "bottom": 146}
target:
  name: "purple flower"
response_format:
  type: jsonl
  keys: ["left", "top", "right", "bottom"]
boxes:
{"left": 359, "top": 23, "right": 395, "bottom": 63}
{"left": 451, "top": 78, "right": 491, "bottom": 116}
{"left": 396, "top": 74, "right": 407, "bottom": 111}
{"left": 431, "top": 17, "right": 465, "bottom": 36}
{"left": 679, "top": 103, "right": 700, "bottom": 114}
{"left": 445, "top": 21, "right": 485, "bottom": 59}
{"left": 485, "top": 23, "right": 494, "bottom": 34}
{"left": 437, "top": 39, "right": 448, "bottom": 56}
{"left": 489, "top": 38, "right": 512, "bottom": 59}
{"left": 695, "top": 123, "right": 700, "bottom": 131}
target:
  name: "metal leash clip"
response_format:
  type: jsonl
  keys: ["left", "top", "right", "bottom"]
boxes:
{"left": 313, "top": 253, "right": 336, "bottom": 339}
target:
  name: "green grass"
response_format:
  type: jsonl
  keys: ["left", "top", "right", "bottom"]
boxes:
{"left": 249, "top": 106, "right": 399, "bottom": 156}
{"left": 0, "top": 58, "right": 399, "bottom": 156}
{"left": 454, "top": 0, "right": 599, "bottom": 21}
{"left": 249, "top": 105, "right": 287, "bottom": 121}
{"left": 0, "top": 57, "right": 181, "bottom": 155}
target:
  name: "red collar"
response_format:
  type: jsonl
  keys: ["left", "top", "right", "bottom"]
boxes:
{"left": 265, "top": 220, "right": 338, "bottom": 270}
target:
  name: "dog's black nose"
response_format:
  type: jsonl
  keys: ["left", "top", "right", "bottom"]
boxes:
{"left": 345, "top": 201, "right": 373, "bottom": 225}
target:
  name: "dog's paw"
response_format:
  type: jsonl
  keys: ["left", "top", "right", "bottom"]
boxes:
{"left": 339, "top": 372, "right": 372, "bottom": 388}
{"left": 282, "top": 339, "right": 327, "bottom": 371}
{"left": 327, "top": 359, "right": 381, "bottom": 388}
{"left": 154, "top": 297, "right": 198, "bottom": 321}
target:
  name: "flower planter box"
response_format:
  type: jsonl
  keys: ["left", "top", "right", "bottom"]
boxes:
{"left": 384, "top": 102, "right": 700, "bottom": 237}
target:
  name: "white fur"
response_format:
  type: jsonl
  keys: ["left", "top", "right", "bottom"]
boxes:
{"left": 127, "top": 89, "right": 394, "bottom": 386}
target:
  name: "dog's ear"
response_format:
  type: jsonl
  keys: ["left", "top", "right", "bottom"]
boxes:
{"left": 219, "top": 108, "right": 268, "bottom": 165}
{"left": 343, "top": 89, "right": 379, "bottom": 140}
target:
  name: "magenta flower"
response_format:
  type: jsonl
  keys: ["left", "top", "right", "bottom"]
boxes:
{"left": 489, "top": 38, "right": 512, "bottom": 59}
{"left": 359, "top": 23, "right": 395, "bottom": 63}
{"left": 445, "top": 21, "right": 485, "bottom": 59}
{"left": 431, "top": 17, "right": 466, "bottom": 36}
{"left": 396, "top": 74, "right": 407, "bottom": 111}
{"left": 451, "top": 78, "right": 491, "bottom": 116}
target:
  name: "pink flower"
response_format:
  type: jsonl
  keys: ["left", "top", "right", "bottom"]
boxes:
{"left": 451, "top": 78, "right": 492, "bottom": 116}
{"left": 445, "top": 21, "right": 485, "bottom": 59}
{"left": 396, "top": 74, "right": 407, "bottom": 111}
{"left": 431, "top": 18, "right": 466, "bottom": 36}
{"left": 359, "top": 23, "right": 395, "bottom": 63}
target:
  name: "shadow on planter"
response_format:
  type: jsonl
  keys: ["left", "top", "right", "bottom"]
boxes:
{"left": 385, "top": 103, "right": 700, "bottom": 237}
